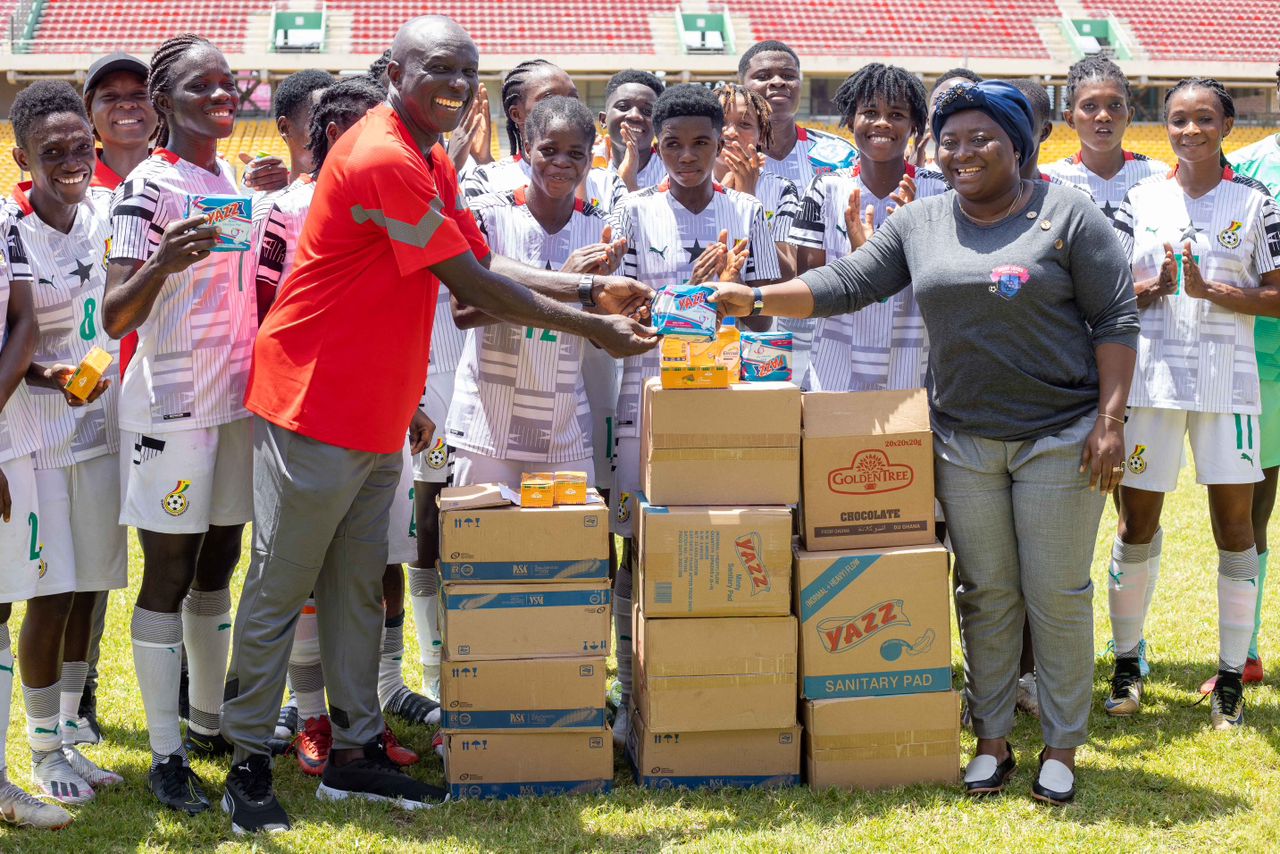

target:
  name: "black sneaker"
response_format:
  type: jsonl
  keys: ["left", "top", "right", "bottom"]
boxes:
{"left": 316, "top": 736, "right": 446, "bottom": 810}
{"left": 1104, "top": 657, "right": 1143, "bottom": 717}
{"left": 149, "top": 754, "right": 210, "bottom": 814}
{"left": 383, "top": 687, "right": 440, "bottom": 727}
{"left": 222, "top": 754, "right": 291, "bottom": 835}
{"left": 1210, "top": 670, "right": 1245, "bottom": 730}
{"left": 186, "top": 729, "right": 234, "bottom": 759}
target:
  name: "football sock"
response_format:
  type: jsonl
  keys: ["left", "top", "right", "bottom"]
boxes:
{"left": 1250, "top": 549, "right": 1268, "bottom": 661}
{"left": 181, "top": 587, "right": 232, "bottom": 737}
{"left": 377, "top": 612, "right": 407, "bottom": 708}
{"left": 290, "top": 599, "right": 327, "bottom": 722}
{"left": 1218, "top": 547, "right": 1260, "bottom": 674}
{"left": 1108, "top": 535, "right": 1152, "bottom": 659}
{"left": 58, "top": 661, "right": 88, "bottom": 745}
{"left": 131, "top": 607, "right": 184, "bottom": 763}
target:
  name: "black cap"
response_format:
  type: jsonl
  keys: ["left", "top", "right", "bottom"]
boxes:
{"left": 84, "top": 52, "right": 149, "bottom": 96}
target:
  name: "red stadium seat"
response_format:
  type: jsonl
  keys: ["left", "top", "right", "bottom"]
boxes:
{"left": 1083, "top": 0, "right": 1280, "bottom": 62}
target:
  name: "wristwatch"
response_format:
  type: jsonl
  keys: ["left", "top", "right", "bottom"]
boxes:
{"left": 578, "top": 274, "right": 596, "bottom": 308}
{"left": 750, "top": 286, "right": 765, "bottom": 316}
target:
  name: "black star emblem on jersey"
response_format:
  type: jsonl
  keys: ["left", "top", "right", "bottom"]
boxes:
{"left": 1100, "top": 200, "right": 1118, "bottom": 221}
{"left": 683, "top": 238, "right": 706, "bottom": 263}
{"left": 544, "top": 260, "right": 554, "bottom": 271}
{"left": 1179, "top": 220, "right": 1200, "bottom": 243}
{"left": 70, "top": 258, "right": 92, "bottom": 285}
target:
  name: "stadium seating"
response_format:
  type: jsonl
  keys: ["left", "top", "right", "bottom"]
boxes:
{"left": 31, "top": 0, "right": 257, "bottom": 53}
{"left": 326, "top": 0, "right": 670, "bottom": 55}
{"left": 1082, "top": 0, "right": 1280, "bottom": 63}
{"left": 732, "top": 0, "right": 1058, "bottom": 59}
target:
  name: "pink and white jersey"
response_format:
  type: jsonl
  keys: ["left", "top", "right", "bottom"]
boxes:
{"left": 110, "top": 149, "right": 257, "bottom": 432}
{"left": 7, "top": 187, "right": 119, "bottom": 467}
{"left": 1115, "top": 166, "right": 1280, "bottom": 413}
{"left": 614, "top": 180, "right": 779, "bottom": 440}
{"left": 0, "top": 212, "right": 40, "bottom": 465}
{"left": 1044, "top": 150, "right": 1169, "bottom": 223}
{"left": 786, "top": 163, "right": 947, "bottom": 392}
{"left": 253, "top": 174, "right": 314, "bottom": 306}
{"left": 446, "top": 187, "right": 611, "bottom": 462}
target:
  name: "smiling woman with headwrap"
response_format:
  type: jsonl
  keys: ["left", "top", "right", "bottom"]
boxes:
{"left": 715, "top": 80, "right": 1139, "bottom": 806}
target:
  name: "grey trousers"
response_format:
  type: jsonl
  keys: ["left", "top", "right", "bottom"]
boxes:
{"left": 221, "top": 417, "right": 401, "bottom": 762}
{"left": 935, "top": 414, "right": 1104, "bottom": 749}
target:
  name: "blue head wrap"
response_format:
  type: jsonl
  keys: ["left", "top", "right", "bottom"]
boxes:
{"left": 930, "top": 80, "right": 1036, "bottom": 165}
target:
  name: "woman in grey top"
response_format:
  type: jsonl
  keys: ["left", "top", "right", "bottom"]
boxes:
{"left": 716, "top": 81, "right": 1139, "bottom": 805}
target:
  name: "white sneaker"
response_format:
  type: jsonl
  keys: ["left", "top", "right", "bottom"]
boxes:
{"left": 611, "top": 700, "right": 631, "bottom": 748}
{"left": 62, "top": 746, "right": 123, "bottom": 788}
{"left": 62, "top": 717, "right": 100, "bottom": 746}
{"left": 32, "top": 750, "right": 94, "bottom": 805}
{"left": 0, "top": 780, "right": 72, "bottom": 829}
{"left": 1016, "top": 672, "right": 1040, "bottom": 719}
{"left": 422, "top": 664, "right": 441, "bottom": 704}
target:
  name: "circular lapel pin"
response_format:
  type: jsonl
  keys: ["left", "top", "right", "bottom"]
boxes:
{"left": 1027, "top": 210, "right": 1038, "bottom": 219}
{"left": 1054, "top": 238, "right": 1064, "bottom": 250}
{"left": 1040, "top": 219, "right": 1052, "bottom": 231}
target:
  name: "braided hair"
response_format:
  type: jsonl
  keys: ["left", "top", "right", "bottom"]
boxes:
{"left": 148, "top": 33, "right": 216, "bottom": 147}
{"left": 713, "top": 82, "right": 774, "bottom": 152}
{"left": 308, "top": 76, "right": 385, "bottom": 175}
{"left": 930, "top": 67, "right": 982, "bottom": 97}
{"left": 832, "top": 63, "right": 927, "bottom": 139}
{"left": 1063, "top": 55, "right": 1133, "bottom": 111}
{"left": 501, "top": 59, "right": 557, "bottom": 156}
{"left": 525, "top": 95, "right": 596, "bottom": 149}
{"left": 368, "top": 49, "right": 392, "bottom": 91}
{"left": 1165, "top": 77, "right": 1235, "bottom": 166}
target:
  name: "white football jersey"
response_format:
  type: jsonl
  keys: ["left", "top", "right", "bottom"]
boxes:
{"left": 1115, "top": 166, "right": 1280, "bottom": 413}
{"left": 253, "top": 175, "right": 314, "bottom": 305}
{"left": 788, "top": 163, "right": 948, "bottom": 392}
{"left": 585, "top": 153, "right": 668, "bottom": 214}
{"left": 7, "top": 188, "right": 119, "bottom": 468}
{"left": 460, "top": 154, "right": 531, "bottom": 202}
{"left": 754, "top": 171, "right": 800, "bottom": 244}
{"left": 446, "top": 187, "right": 611, "bottom": 462}
{"left": 614, "top": 181, "right": 780, "bottom": 440}
{"left": 1043, "top": 151, "right": 1169, "bottom": 223}
{"left": 0, "top": 212, "right": 40, "bottom": 465}
{"left": 110, "top": 149, "right": 257, "bottom": 432}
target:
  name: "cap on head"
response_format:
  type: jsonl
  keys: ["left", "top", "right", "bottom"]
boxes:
{"left": 84, "top": 52, "right": 148, "bottom": 97}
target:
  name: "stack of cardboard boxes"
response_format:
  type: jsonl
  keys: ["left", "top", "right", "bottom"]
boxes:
{"left": 627, "top": 378, "right": 802, "bottom": 789}
{"left": 436, "top": 485, "right": 614, "bottom": 798}
{"left": 794, "top": 389, "right": 962, "bottom": 791}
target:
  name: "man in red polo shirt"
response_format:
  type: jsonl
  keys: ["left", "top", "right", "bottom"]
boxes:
{"left": 217, "top": 15, "right": 654, "bottom": 833}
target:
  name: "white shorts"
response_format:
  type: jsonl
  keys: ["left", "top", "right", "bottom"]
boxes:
{"left": 387, "top": 444, "right": 416, "bottom": 565}
{"left": 120, "top": 419, "right": 254, "bottom": 535}
{"left": 412, "top": 371, "right": 454, "bottom": 484}
{"left": 0, "top": 454, "right": 42, "bottom": 604}
{"left": 609, "top": 435, "right": 641, "bottom": 538}
{"left": 582, "top": 346, "right": 621, "bottom": 493}
{"left": 34, "top": 453, "right": 128, "bottom": 595}
{"left": 451, "top": 449, "right": 595, "bottom": 492}
{"left": 1123, "top": 407, "right": 1263, "bottom": 493}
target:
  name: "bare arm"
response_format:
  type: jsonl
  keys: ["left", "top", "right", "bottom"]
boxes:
{"left": 0, "top": 279, "right": 37, "bottom": 412}
{"left": 431, "top": 251, "right": 655, "bottom": 357}
{"left": 103, "top": 213, "right": 219, "bottom": 339}
{"left": 1184, "top": 260, "right": 1280, "bottom": 318}
{"left": 1081, "top": 341, "right": 1136, "bottom": 495}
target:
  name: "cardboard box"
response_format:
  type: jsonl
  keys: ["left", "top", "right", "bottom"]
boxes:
{"left": 801, "top": 389, "right": 935, "bottom": 551}
{"left": 641, "top": 379, "right": 800, "bottom": 507}
{"left": 637, "top": 497, "right": 792, "bottom": 617}
{"left": 628, "top": 713, "right": 800, "bottom": 789}
{"left": 64, "top": 346, "right": 113, "bottom": 401}
{"left": 440, "top": 656, "right": 606, "bottom": 730}
{"left": 439, "top": 486, "right": 608, "bottom": 581}
{"left": 794, "top": 542, "right": 952, "bottom": 699}
{"left": 634, "top": 606, "right": 796, "bottom": 731}
{"left": 441, "top": 580, "right": 611, "bottom": 660}
{"left": 444, "top": 729, "right": 613, "bottom": 799}
{"left": 803, "top": 692, "right": 961, "bottom": 790}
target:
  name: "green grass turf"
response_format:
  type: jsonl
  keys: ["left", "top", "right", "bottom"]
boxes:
{"left": 3, "top": 460, "right": 1280, "bottom": 851}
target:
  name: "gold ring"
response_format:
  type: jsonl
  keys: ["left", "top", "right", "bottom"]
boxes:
{"left": 1111, "top": 466, "right": 1124, "bottom": 472}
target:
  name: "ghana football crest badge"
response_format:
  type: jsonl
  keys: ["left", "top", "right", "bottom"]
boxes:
{"left": 426, "top": 437, "right": 448, "bottom": 470}
{"left": 162, "top": 480, "right": 192, "bottom": 516}
{"left": 1219, "top": 221, "right": 1243, "bottom": 249}
{"left": 1127, "top": 444, "right": 1147, "bottom": 475}
{"left": 616, "top": 492, "right": 632, "bottom": 524}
